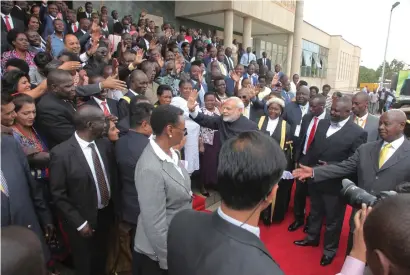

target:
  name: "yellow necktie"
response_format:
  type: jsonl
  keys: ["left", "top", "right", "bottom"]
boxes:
{"left": 379, "top": 144, "right": 392, "bottom": 168}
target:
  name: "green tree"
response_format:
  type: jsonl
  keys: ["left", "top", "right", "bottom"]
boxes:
{"left": 376, "top": 59, "right": 405, "bottom": 81}
{"left": 358, "top": 66, "right": 378, "bottom": 87}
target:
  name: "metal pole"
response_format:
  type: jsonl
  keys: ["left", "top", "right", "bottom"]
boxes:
{"left": 380, "top": 8, "right": 393, "bottom": 85}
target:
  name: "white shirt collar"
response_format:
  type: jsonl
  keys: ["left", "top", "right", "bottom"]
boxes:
{"left": 1, "top": 13, "right": 10, "bottom": 18}
{"left": 74, "top": 132, "right": 96, "bottom": 149}
{"left": 49, "top": 14, "right": 56, "bottom": 20}
{"left": 382, "top": 135, "right": 405, "bottom": 150}
{"left": 149, "top": 139, "right": 179, "bottom": 166}
{"left": 317, "top": 110, "right": 326, "bottom": 119}
{"left": 332, "top": 116, "right": 350, "bottom": 128}
{"left": 129, "top": 89, "right": 138, "bottom": 96}
{"left": 81, "top": 29, "right": 86, "bottom": 34}
{"left": 93, "top": 96, "right": 106, "bottom": 105}
{"left": 217, "top": 207, "right": 260, "bottom": 238}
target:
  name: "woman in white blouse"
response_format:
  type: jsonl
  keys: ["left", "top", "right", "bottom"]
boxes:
{"left": 257, "top": 97, "right": 294, "bottom": 224}
{"left": 170, "top": 80, "right": 200, "bottom": 174}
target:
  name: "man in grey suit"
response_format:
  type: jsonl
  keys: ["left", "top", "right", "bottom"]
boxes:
{"left": 293, "top": 109, "right": 410, "bottom": 256}
{"left": 168, "top": 131, "right": 286, "bottom": 275}
{"left": 352, "top": 92, "right": 380, "bottom": 142}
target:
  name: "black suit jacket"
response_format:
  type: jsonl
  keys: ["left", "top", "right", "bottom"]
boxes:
{"left": 115, "top": 131, "right": 149, "bottom": 224}
{"left": 191, "top": 113, "right": 258, "bottom": 143}
{"left": 282, "top": 102, "right": 308, "bottom": 142}
{"left": 257, "top": 58, "right": 271, "bottom": 71}
{"left": 85, "top": 97, "right": 119, "bottom": 118}
{"left": 294, "top": 110, "right": 331, "bottom": 162}
{"left": 35, "top": 85, "right": 102, "bottom": 149}
{"left": 248, "top": 104, "right": 264, "bottom": 123}
{"left": 11, "top": 6, "right": 27, "bottom": 25}
{"left": 75, "top": 30, "right": 91, "bottom": 51}
{"left": 223, "top": 55, "right": 234, "bottom": 72}
{"left": 304, "top": 119, "right": 367, "bottom": 195}
{"left": 168, "top": 210, "right": 284, "bottom": 275}
{"left": 49, "top": 135, "right": 116, "bottom": 230}
{"left": 1, "top": 14, "right": 24, "bottom": 33}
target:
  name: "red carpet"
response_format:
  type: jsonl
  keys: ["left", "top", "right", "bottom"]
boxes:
{"left": 260, "top": 184, "right": 352, "bottom": 275}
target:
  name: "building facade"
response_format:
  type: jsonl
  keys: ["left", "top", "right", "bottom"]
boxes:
{"left": 80, "top": 1, "right": 360, "bottom": 91}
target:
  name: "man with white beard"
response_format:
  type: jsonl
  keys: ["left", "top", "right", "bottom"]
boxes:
{"left": 187, "top": 90, "right": 258, "bottom": 143}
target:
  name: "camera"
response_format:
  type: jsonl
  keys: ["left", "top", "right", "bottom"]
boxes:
{"left": 340, "top": 179, "right": 397, "bottom": 209}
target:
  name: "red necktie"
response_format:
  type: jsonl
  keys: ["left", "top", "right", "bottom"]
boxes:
{"left": 101, "top": 102, "right": 110, "bottom": 116}
{"left": 73, "top": 23, "right": 78, "bottom": 32}
{"left": 4, "top": 16, "right": 12, "bottom": 31}
{"left": 306, "top": 117, "right": 319, "bottom": 152}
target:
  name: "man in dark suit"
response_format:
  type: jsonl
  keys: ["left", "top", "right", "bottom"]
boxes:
{"left": 115, "top": 102, "right": 153, "bottom": 252}
{"left": 168, "top": 131, "right": 286, "bottom": 275}
{"left": 35, "top": 69, "right": 126, "bottom": 149}
{"left": 257, "top": 51, "right": 272, "bottom": 71}
{"left": 1, "top": 133, "right": 54, "bottom": 265}
{"left": 294, "top": 109, "right": 410, "bottom": 256}
{"left": 11, "top": 1, "right": 28, "bottom": 26}
{"left": 49, "top": 105, "right": 115, "bottom": 275}
{"left": 188, "top": 94, "right": 259, "bottom": 143}
{"left": 238, "top": 88, "right": 264, "bottom": 122}
{"left": 77, "top": 2, "right": 93, "bottom": 21}
{"left": 75, "top": 18, "right": 91, "bottom": 51}
{"left": 352, "top": 91, "right": 380, "bottom": 142}
{"left": 224, "top": 47, "right": 235, "bottom": 73}
{"left": 283, "top": 86, "right": 311, "bottom": 143}
{"left": 1, "top": 0, "right": 24, "bottom": 51}
{"left": 85, "top": 75, "right": 119, "bottom": 118}
{"left": 65, "top": 9, "right": 79, "bottom": 35}
{"left": 292, "top": 97, "right": 367, "bottom": 266}
{"left": 203, "top": 46, "right": 217, "bottom": 67}
{"left": 118, "top": 70, "right": 149, "bottom": 120}
{"left": 289, "top": 94, "right": 330, "bottom": 232}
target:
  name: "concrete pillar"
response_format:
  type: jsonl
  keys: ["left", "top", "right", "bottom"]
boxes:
{"left": 243, "top": 17, "right": 252, "bottom": 49}
{"left": 223, "top": 10, "right": 234, "bottom": 48}
{"left": 291, "top": 0, "right": 304, "bottom": 76}
{"left": 286, "top": 34, "right": 294, "bottom": 76}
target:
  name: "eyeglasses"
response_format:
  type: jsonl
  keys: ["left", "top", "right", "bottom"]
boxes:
{"left": 240, "top": 95, "right": 248, "bottom": 99}
{"left": 174, "top": 126, "right": 187, "bottom": 136}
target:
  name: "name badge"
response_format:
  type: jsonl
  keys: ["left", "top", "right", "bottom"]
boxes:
{"left": 294, "top": 125, "right": 301, "bottom": 137}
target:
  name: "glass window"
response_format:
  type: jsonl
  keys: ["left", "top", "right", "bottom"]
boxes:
{"left": 300, "top": 40, "right": 328, "bottom": 78}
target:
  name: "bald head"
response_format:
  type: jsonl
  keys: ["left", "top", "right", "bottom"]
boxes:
{"left": 379, "top": 109, "right": 406, "bottom": 142}
{"left": 47, "top": 69, "right": 71, "bottom": 88}
{"left": 64, "top": 34, "right": 81, "bottom": 54}
{"left": 330, "top": 96, "right": 352, "bottom": 123}
{"left": 296, "top": 86, "right": 310, "bottom": 106}
{"left": 129, "top": 70, "right": 149, "bottom": 94}
{"left": 364, "top": 195, "right": 410, "bottom": 275}
{"left": 1, "top": 226, "right": 46, "bottom": 275}
{"left": 73, "top": 105, "right": 106, "bottom": 134}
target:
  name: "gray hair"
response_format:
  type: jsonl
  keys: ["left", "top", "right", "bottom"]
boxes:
{"left": 225, "top": 96, "right": 244, "bottom": 110}
{"left": 266, "top": 97, "right": 285, "bottom": 109}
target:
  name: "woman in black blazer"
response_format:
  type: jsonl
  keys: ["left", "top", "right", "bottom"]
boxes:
{"left": 257, "top": 97, "right": 294, "bottom": 224}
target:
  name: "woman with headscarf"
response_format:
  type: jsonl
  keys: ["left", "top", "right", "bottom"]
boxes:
{"left": 257, "top": 97, "right": 294, "bottom": 224}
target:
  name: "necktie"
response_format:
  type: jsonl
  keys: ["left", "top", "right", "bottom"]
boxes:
{"left": 306, "top": 117, "right": 318, "bottom": 152}
{"left": 101, "top": 101, "right": 110, "bottom": 116}
{"left": 89, "top": 143, "right": 109, "bottom": 206}
{"left": 247, "top": 54, "right": 250, "bottom": 65}
{"left": 4, "top": 15, "right": 12, "bottom": 31}
{"left": 73, "top": 23, "right": 78, "bottom": 32}
{"left": 379, "top": 143, "right": 392, "bottom": 168}
{"left": 264, "top": 58, "right": 266, "bottom": 66}
{"left": 0, "top": 170, "right": 9, "bottom": 197}
{"left": 244, "top": 107, "right": 249, "bottom": 118}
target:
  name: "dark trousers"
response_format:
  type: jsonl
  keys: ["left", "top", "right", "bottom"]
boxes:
{"left": 306, "top": 187, "right": 346, "bottom": 257}
{"left": 64, "top": 205, "right": 113, "bottom": 275}
{"left": 132, "top": 251, "right": 167, "bottom": 275}
{"left": 293, "top": 179, "right": 309, "bottom": 222}
{"left": 272, "top": 179, "right": 293, "bottom": 222}
{"left": 378, "top": 99, "right": 385, "bottom": 113}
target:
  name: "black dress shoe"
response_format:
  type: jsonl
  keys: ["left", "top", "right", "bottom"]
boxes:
{"left": 293, "top": 239, "right": 319, "bottom": 247}
{"left": 320, "top": 255, "right": 334, "bottom": 266}
{"left": 288, "top": 220, "right": 304, "bottom": 232}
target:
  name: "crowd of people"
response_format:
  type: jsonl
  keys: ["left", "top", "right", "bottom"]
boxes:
{"left": 1, "top": 1, "right": 410, "bottom": 275}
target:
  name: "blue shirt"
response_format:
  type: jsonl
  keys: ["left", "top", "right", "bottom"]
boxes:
{"left": 50, "top": 33, "right": 64, "bottom": 57}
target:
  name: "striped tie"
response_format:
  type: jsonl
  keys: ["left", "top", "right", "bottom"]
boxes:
{"left": 0, "top": 170, "right": 10, "bottom": 197}
{"left": 89, "top": 143, "right": 109, "bottom": 206}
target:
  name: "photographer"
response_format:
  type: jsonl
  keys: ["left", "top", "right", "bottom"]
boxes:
{"left": 337, "top": 195, "right": 410, "bottom": 275}
{"left": 293, "top": 109, "right": 410, "bottom": 255}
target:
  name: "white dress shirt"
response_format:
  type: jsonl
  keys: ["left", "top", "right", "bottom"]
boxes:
{"left": 303, "top": 111, "right": 326, "bottom": 154}
{"left": 326, "top": 116, "right": 350, "bottom": 138}
{"left": 128, "top": 89, "right": 139, "bottom": 96}
{"left": 266, "top": 117, "right": 279, "bottom": 136}
{"left": 379, "top": 135, "right": 405, "bottom": 167}
{"left": 243, "top": 104, "right": 251, "bottom": 119}
{"left": 75, "top": 132, "right": 111, "bottom": 230}
{"left": 299, "top": 103, "right": 309, "bottom": 119}
{"left": 240, "top": 52, "right": 257, "bottom": 66}
{"left": 92, "top": 97, "right": 111, "bottom": 114}
{"left": 354, "top": 112, "right": 368, "bottom": 129}
{"left": 290, "top": 81, "right": 297, "bottom": 96}
{"left": 1, "top": 13, "right": 14, "bottom": 29}
{"left": 217, "top": 207, "right": 260, "bottom": 238}
{"left": 150, "top": 139, "right": 184, "bottom": 179}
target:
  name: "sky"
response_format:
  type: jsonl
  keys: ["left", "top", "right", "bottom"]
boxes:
{"left": 303, "top": 0, "right": 410, "bottom": 70}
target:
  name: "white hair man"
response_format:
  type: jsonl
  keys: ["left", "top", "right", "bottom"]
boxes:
{"left": 187, "top": 91, "right": 258, "bottom": 143}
